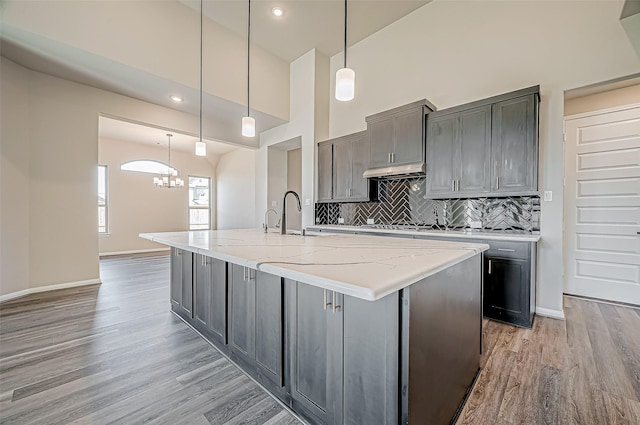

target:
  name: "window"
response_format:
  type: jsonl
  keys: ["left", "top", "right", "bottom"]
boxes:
{"left": 120, "top": 159, "right": 177, "bottom": 175}
{"left": 98, "top": 165, "right": 108, "bottom": 233}
{"left": 189, "top": 176, "right": 211, "bottom": 230}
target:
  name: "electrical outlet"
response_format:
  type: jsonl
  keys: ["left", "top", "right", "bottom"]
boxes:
{"left": 544, "top": 191, "right": 553, "bottom": 202}
{"left": 305, "top": 198, "right": 311, "bottom": 206}
{"left": 366, "top": 218, "right": 374, "bottom": 225}
{"left": 469, "top": 221, "right": 482, "bottom": 229}
{"left": 338, "top": 217, "right": 345, "bottom": 224}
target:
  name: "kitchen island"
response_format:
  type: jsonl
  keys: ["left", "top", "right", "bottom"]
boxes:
{"left": 140, "top": 229, "right": 488, "bottom": 425}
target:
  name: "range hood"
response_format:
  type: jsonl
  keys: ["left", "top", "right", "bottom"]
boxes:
{"left": 363, "top": 162, "right": 425, "bottom": 179}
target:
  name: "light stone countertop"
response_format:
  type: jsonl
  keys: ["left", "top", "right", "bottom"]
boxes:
{"left": 307, "top": 225, "right": 541, "bottom": 242}
{"left": 140, "top": 229, "right": 488, "bottom": 301}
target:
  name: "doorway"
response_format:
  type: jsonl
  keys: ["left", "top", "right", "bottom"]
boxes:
{"left": 266, "top": 137, "right": 302, "bottom": 232}
{"left": 564, "top": 80, "right": 640, "bottom": 305}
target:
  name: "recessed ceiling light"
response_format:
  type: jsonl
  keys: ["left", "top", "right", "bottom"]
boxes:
{"left": 271, "top": 7, "right": 283, "bottom": 17}
{"left": 170, "top": 95, "right": 184, "bottom": 102}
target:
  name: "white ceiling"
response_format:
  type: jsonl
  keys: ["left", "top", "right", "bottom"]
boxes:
{"left": 99, "top": 116, "right": 239, "bottom": 156}
{"left": 182, "top": 0, "right": 430, "bottom": 62}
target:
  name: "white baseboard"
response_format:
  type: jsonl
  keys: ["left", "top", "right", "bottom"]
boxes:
{"left": 536, "top": 307, "right": 566, "bottom": 320}
{"left": 0, "top": 278, "right": 101, "bottom": 303}
{"left": 99, "top": 248, "right": 170, "bottom": 257}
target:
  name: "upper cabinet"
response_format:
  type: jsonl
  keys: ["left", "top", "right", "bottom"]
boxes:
{"left": 317, "top": 131, "right": 376, "bottom": 203}
{"left": 366, "top": 100, "right": 434, "bottom": 170}
{"left": 491, "top": 95, "right": 537, "bottom": 193}
{"left": 425, "top": 87, "right": 539, "bottom": 198}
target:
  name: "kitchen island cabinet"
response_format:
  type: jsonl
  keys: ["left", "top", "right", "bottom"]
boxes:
{"left": 141, "top": 230, "right": 487, "bottom": 425}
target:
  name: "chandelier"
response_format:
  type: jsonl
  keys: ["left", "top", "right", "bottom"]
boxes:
{"left": 153, "top": 133, "right": 184, "bottom": 188}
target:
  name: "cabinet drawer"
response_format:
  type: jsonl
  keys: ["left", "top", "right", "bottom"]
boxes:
{"left": 486, "top": 240, "right": 530, "bottom": 260}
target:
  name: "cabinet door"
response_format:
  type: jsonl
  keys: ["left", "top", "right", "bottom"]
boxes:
{"left": 350, "top": 132, "right": 370, "bottom": 201}
{"left": 209, "top": 258, "right": 228, "bottom": 345}
{"left": 491, "top": 95, "right": 536, "bottom": 193}
{"left": 393, "top": 107, "right": 424, "bottom": 165}
{"left": 288, "top": 282, "right": 340, "bottom": 425}
{"left": 458, "top": 105, "right": 491, "bottom": 194}
{"left": 317, "top": 142, "right": 333, "bottom": 202}
{"left": 170, "top": 248, "right": 182, "bottom": 309}
{"left": 426, "top": 113, "right": 457, "bottom": 196}
{"left": 368, "top": 119, "right": 395, "bottom": 169}
{"left": 229, "top": 264, "right": 255, "bottom": 365}
{"left": 342, "top": 293, "right": 399, "bottom": 425}
{"left": 194, "top": 254, "right": 210, "bottom": 329}
{"left": 332, "top": 139, "right": 352, "bottom": 202}
{"left": 255, "top": 271, "right": 284, "bottom": 387}
{"left": 180, "top": 251, "right": 193, "bottom": 318}
{"left": 483, "top": 256, "right": 531, "bottom": 327}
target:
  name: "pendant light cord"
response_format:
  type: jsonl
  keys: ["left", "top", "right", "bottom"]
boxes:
{"left": 344, "top": 0, "right": 347, "bottom": 68}
{"left": 199, "top": 0, "right": 203, "bottom": 146}
{"left": 247, "top": 0, "right": 251, "bottom": 118}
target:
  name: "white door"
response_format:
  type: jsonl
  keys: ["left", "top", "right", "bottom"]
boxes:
{"left": 565, "top": 104, "right": 640, "bottom": 305}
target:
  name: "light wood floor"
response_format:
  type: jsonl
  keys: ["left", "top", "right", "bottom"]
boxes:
{"left": 1, "top": 254, "right": 639, "bottom": 425}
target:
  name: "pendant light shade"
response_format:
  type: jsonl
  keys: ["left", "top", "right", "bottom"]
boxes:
{"left": 195, "top": 141, "right": 206, "bottom": 156}
{"left": 242, "top": 116, "right": 256, "bottom": 137}
{"left": 335, "top": 0, "right": 355, "bottom": 102}
{"left": 242, "top": 0, "right": 255, "bottom": 137}
{"left": 335, "top": 67, "right": 355, "bottom": 101}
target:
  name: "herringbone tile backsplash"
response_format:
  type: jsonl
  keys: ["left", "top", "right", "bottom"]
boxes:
{"left": 315, "top": 177, "right": 540, "bottom": 232}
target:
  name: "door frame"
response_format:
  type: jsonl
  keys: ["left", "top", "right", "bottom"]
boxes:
{"left": 563, "top": 101, "right": 640, "bottom": 300}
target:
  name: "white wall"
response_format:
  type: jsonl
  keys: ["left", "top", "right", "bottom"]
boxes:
{"left": 328, "top": 0, "right": 640, "bottom": 318}
{"left": 287, "top": 148, "right": 303, "bottom": 231}
{"left": 0, "top": 58, "right": 31, "bottom": 296}
{"left": 256, "top": 49, "right": 330, "bottom": 228}
{"left": 0, "top": 56, "right": 231, "bottom": 298}
{"left": 216, "top": 148, "right": 256, "bottom": 229}
{"left": 98, "top": 137, "right": 217, "bottom": 255}
{"left": 565, "top": 84, "right": 640, "bottom": 116}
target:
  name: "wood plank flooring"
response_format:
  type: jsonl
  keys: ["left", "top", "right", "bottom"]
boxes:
{"left": 1, "top": 253, "right": 639, "bottom": 424}
{"left": 456, "top": 296, "right": 640, "bottom": 425}
{"left": 0, "top": 253, "right": 301, "bottom": 425}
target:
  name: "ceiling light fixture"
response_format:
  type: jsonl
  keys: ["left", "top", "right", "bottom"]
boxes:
{"left": 271, "top": 7, "right": 283, "bottom": 17}
{"left": 170, "top": 95, "right": 184, "bottom": 102}
{"left": 335, "top": 0, "right": 355, "bottom": 101}
{"left": 242, "top": 0, "right": 256, "bottom": 137}
{"left": 153, "top": 134, "right": 184, "bottom": 188}
{"left": 196, "top": 0, "right": 207, "bottom": 157}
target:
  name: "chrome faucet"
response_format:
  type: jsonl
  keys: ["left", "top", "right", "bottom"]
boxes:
{"left": 263, "top": 208, "right": 278, "bottom": 233}
{"left": 280, "top": 191, "right": 301, "bottom": 235}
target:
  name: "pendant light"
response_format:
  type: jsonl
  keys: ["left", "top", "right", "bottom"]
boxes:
{"left": 335, "top": 0, "right": 355, "bottom": 101}
{"left": 242, "top": 0, "right": 255, "bottom": 137}
{"left": 153, "top": 134, "right": 184, "bottom": 188}
{"left": 195, "top": 0, "right": 207, "bottom": 156}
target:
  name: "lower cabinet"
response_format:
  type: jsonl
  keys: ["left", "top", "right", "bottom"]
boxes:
{"left": 193, "top": 254, "right": 227, "bottom": 347}
{"left": 483, "top": 253, "right": 534, "bottom": 328}
{"left": 285, "top": 280, "right": 399, "bottom": 425}
{"left": 228, "top": 264, "right": 285, "bottom": 395}
{"left": 170, "top": 247, "right": 193, "bottom": 319}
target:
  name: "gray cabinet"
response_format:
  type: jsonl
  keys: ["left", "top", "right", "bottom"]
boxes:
{"left": 229, "top": 265, "right": 284, "bottom": 391}
{"left": 170, "top": 247, "right": 193, "bottom": 319}
{"left": 426, "top": 105, "right": 492, "bottom": 197}
{"left": 317, "top": 143, "right": 333, "bottom": 202}
{"left": 491, "top": 94, "right": 537, "bottom": 193}
{"left": 483, "top": 240, "right": 535, "bottom": 328}
{"left": 194, "top": 254, "right": 227, "bottom": 346}
{"left": 366, "top": 100, "right": 428, "bottom": 170}
{"left": 286, "top": 280, "right": 399, "bottom": 425}
{"left": 318, "top": 131, "right": 375, "bottom": 203}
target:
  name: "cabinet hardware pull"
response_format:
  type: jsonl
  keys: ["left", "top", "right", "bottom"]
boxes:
{"left": 488, "top": 260, "right": 492, "bottom": 274}
{"left": 346, "top": 188, "right": 349, "bottom": 197}
{"left": 496, "top": 176, "right": 500, "bottom": 190}
{"left": 388, "top": 153, "right": 392, "bottom": 164}
{"left": 332, "top": 291, "right": 341, "bottom": 312}
{"left": 497, "top": 248, "right": 516, "bottom": 252}
{"left": 243, "top": 267, "right": 247, "bottom": 281}
{"left": 391, "top": 152, "right": 395, "bottom": 163}
{"left": 452, "top": 180, "right": 455, "bottom": 191}
{"left": 323, "top": 289, "right": 332, "bottom": 310}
